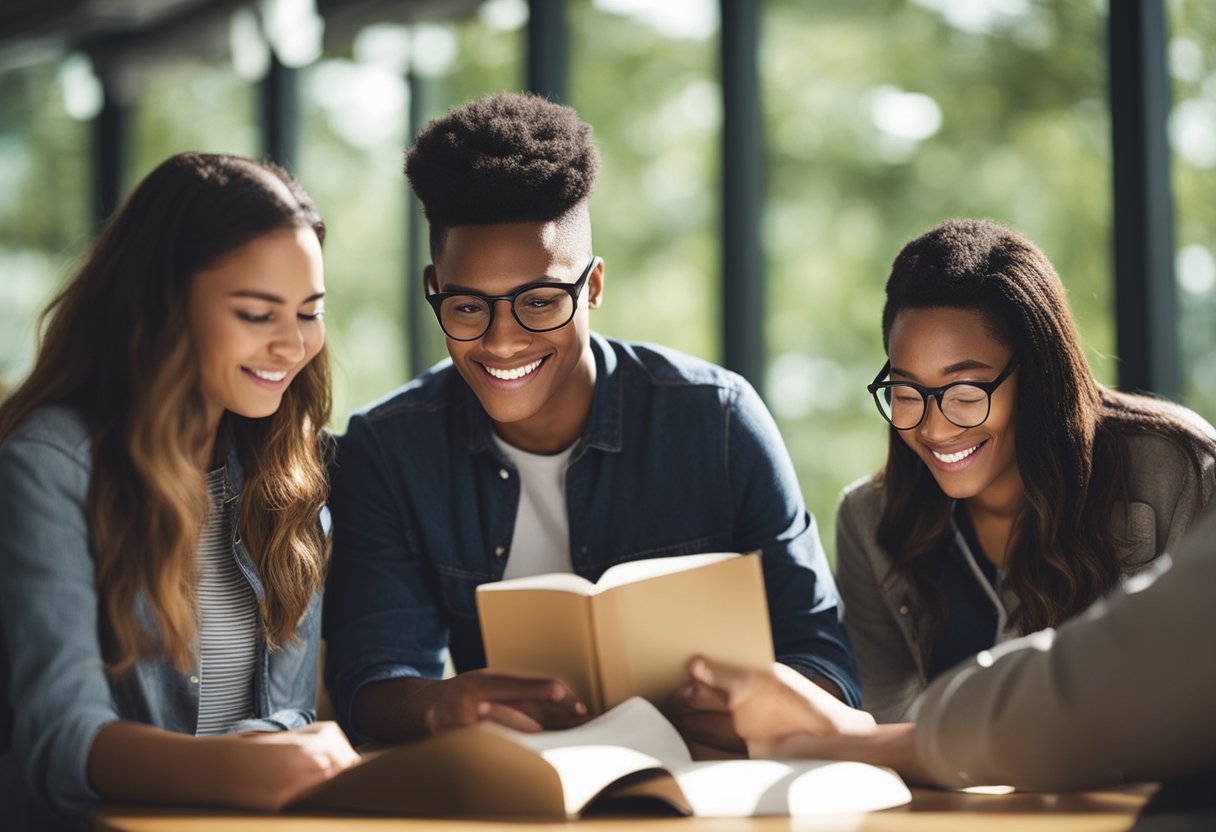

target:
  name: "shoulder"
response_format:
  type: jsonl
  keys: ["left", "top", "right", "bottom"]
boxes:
{"left": 0, "top": 404, "right": 92, "bottom": 472}
{"left": 599, "top": 335, "right": 747, "bottom": 395}
{"left": 836, "top": 476, "right": 887, "bottom": 539}
{"left": 834, "top": 476, "right": 895, "bottom": 581}
{"left": 1111, "top": 414, "right": 1216, "bottom": 501}
{"left": 352, "top": 360, "right": 462, "bottom": 423}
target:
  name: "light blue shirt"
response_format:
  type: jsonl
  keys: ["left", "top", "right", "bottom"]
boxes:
{"left": 0, "top": 406, "right": 320, "bottom": 830}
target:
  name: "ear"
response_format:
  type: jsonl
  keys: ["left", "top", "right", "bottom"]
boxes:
{"left": 587, "top": 257, "right": 605, "bottom": 309}
{"left": 423, "top": 264, "right": 439, "bottom": 295}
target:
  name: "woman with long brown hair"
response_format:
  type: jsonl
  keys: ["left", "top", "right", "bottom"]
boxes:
{"left": 0, "top": 151, "right": 357, "bottom": 830}
{"left": 834, "top": 217, "right": 1216, "bottom": 723}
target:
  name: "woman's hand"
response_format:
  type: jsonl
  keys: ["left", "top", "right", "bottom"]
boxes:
{"left": 219, "top": 721, "right": 361, "bottom": 810}
{"left": 683, "top": 657, "right": 876, "bottom": 758}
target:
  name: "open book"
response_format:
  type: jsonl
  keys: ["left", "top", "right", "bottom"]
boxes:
{"left": 476, "top": 552, "right": 773, "bottom": 715}
{"left": 293, "top": 697, "right": 911, "bottom": 818}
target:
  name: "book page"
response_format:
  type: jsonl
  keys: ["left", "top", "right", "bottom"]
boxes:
{"left": 595, "top": 551, "right": 743, "bottom": 592}
{"left": 502, "top": 697, "right": 693, "bottom": 816}
{"left": 669, "top": 758, "right": 911, "bottom": 816}
{"left": 477, "top": 572, "right": 596, "bottom": 594}
{"left": 477, "top": 586, "right": 603, "bottom": 713}
{"left": 292, "top": 723, "right": 569, "bottom": 817}
{"left": 592, "top": 553, "right": 775, "bottom": 710}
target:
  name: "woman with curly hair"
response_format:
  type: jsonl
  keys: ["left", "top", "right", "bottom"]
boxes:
{"left": 0, "top": 152, "right": 357, "bottom": 830}
{"left": 835, "top": 217, "right": 1216, "bottom": 723}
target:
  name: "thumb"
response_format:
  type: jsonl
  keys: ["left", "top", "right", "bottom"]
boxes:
{"left": 689, "top": 655, "right": 750, "bottom": 695}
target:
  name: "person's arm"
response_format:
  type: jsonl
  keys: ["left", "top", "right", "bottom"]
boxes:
{"left": 682, "top": 656, "right": 931, "bottom": 784}
{"left": 352, "top": 671, "right": 585, "bottom": 741}
{"left": 323, "top": 415, "right": 585, "bottom": 743}
{"left": 87, "top": 720, "right": 358, "bottom": 810}
{"left": 835, "top": 485, "right": 925, "bottom": 723}
{"left": 914, "top": 508, "right": 1216, "bottom": 791}
{"left": 691, "top": 504, "right": 1216, "bottom": 790}
{"left": 0, "top": 420, "right": 357, "bottom": 820}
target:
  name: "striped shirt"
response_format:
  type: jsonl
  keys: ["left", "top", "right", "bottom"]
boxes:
{"left": 194, "top": 468, "right": 258, "bottom": 735}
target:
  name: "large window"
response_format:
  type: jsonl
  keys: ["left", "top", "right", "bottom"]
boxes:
{"left": 302, "top": 2, "right": 527, "bottom": 427}
{"left": 0, "top": 58, "right": 91, "bottom": 393}
{"left": 762, "top": 0, "right": 1112, "bottom": 558}
{"left": 569, "top": 0, "right": 721, "bottom": 360}
{"left": 1169, "top": 0, "right": 1216, "bottom": 423}
{"left": 3, "top": 0, "right": 1204, "bottom": 568}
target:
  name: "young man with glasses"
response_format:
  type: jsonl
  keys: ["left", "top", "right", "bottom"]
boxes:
{"left": 323, "top": 93, "right": 860, "bottom": 752}
{"left": 834, "top": 218, "right": 1216, "bottom": 725}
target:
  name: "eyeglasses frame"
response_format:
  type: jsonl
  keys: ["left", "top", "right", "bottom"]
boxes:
{"left": 866, "top": 353, "right": 1021, "bottom": 431}
{"left": 425, "top": 256, "right": 599, "bottom": 342}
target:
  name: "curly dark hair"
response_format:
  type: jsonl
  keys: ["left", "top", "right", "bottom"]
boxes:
{"left": 875, "top": 218, "right": 1215, "bottom": 636}
{"left": 405, "top": 92, "right": 600, "bottom": 255}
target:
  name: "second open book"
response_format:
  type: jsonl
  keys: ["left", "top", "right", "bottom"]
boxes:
{"left": 294, "top": 696, "right": 911, "bottom": 818}
{"left": 476, "top": 551, "right": 775, "bottom": 715}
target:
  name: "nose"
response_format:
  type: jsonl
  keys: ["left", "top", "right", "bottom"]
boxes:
{"left": 269, "top": 317, "right": 308, "bottom": 363}
{"left": 916, "top": 396, "right": 963, "bottom": 443}
{"left": 480, "top": 299, "right": 532, "bottom": 358}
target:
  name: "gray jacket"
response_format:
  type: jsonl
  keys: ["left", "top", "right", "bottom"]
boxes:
{"left": 837, "top": 429, "right": 1215, "bottom": 724}
{"left": 0, "top": 406, "right": 320, "bottom": 831}
{"left": 915, "top": 502, "right": 1216, "bottom": 790}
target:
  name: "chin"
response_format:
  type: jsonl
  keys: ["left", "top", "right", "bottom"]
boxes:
{"left": 230, "top": 402, "right": 285, "bottom": 420}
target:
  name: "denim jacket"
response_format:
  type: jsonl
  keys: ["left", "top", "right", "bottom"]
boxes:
{"left": 0, "top": 406, "right": 320, "bottom": 831}
{"left": 324, "top": 334, "right": 860, "bottom": 735}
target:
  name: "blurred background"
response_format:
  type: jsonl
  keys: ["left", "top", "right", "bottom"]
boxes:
{"left": 1, "top": 0, "right": 1214, "bottom": 562}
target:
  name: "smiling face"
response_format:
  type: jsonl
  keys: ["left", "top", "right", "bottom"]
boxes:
{"left": 886, "top": 306, "right": 1022, "bottom": 512}
{"left": 425, "top": 216, "right": 603, "bottom": 454}
{"left": 186, "top": 225, "right": 326, "bottom": 436}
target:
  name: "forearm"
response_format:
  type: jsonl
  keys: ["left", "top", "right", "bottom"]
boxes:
{"left": 87, "top": 721, "right": 242, "bottom": 806}
{"left": 351, "top": 676, "right": 442, "bottom": 742}
{"left": 771, "top": 722, "right": 938, "bottom": 786}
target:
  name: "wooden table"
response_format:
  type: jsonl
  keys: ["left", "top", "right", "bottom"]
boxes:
{"left": 93, "top": 785, "right": 1156, "bottom": 831}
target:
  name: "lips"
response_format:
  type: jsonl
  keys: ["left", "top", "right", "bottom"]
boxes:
{"left": 242, "top": 366, "right": 292, "bottom": 390}
{"left": 477, "top": 355, "right": 548, "bottom": 389}
{"left": 482, "top": 357, "right": 544, "bottom": 381}
{"left": 925, "top": 438, "right": 989, "bottom": 471}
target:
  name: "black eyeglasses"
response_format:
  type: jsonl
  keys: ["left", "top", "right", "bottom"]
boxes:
{"left": 867, "top": 354, "right": 1020, "bottom": 430}
{"left": 425, "top": 257, "right": 598, "bottom": 342}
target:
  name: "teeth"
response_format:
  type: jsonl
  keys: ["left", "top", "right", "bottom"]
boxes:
{"left": 484, "top": 358, "right": 543, "bottom": 381}
{"left": 933, "top": 444, "right": 980, "bottom": 464}
{"left": 250, "top": 368, "right": 288, "bottom": 382}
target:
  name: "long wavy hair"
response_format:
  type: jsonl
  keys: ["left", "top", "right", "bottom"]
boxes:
{"left": 0, "top": 152, "right": 332, "bottom": 674}
{"left": 875, "top": 218, "right": 1214, "bottom": 635}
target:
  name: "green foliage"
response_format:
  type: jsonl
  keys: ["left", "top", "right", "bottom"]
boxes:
{"left": 2, "top": 0, "right": 1214, "bottom": 566}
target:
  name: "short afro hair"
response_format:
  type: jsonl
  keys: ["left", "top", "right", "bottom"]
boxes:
{"left": 405, "top": 92, "right": 599, "bottom": 251}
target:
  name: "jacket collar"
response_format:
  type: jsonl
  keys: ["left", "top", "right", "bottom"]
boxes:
{"left": 464, "top": 332, "right": 623, "bottom": 455}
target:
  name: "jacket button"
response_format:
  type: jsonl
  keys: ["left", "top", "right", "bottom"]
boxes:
{"left": 494, "top": 546, "right": 506, "bottom": 557}
{"left": 898, "top": 605, "right": 910, "bottom": 615}
{"left": 189, "top": 675, "right": 200, "bottom": 684}
{"left": 498, "top": 468, "right": 509, "bottom": 480}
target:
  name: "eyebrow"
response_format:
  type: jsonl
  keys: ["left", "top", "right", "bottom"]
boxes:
{"left": 440, "top": 276, "right": 563, "bottom": 294}
{"left": 891, "top": 358, "right": 995, "bottom": 380}
{"left": 228, "top": 289, "right": 326, "bottom": 304}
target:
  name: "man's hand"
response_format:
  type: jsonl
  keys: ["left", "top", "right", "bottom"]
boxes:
{"left": 354, "top": 670, "right": 588, "bottom": 741}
